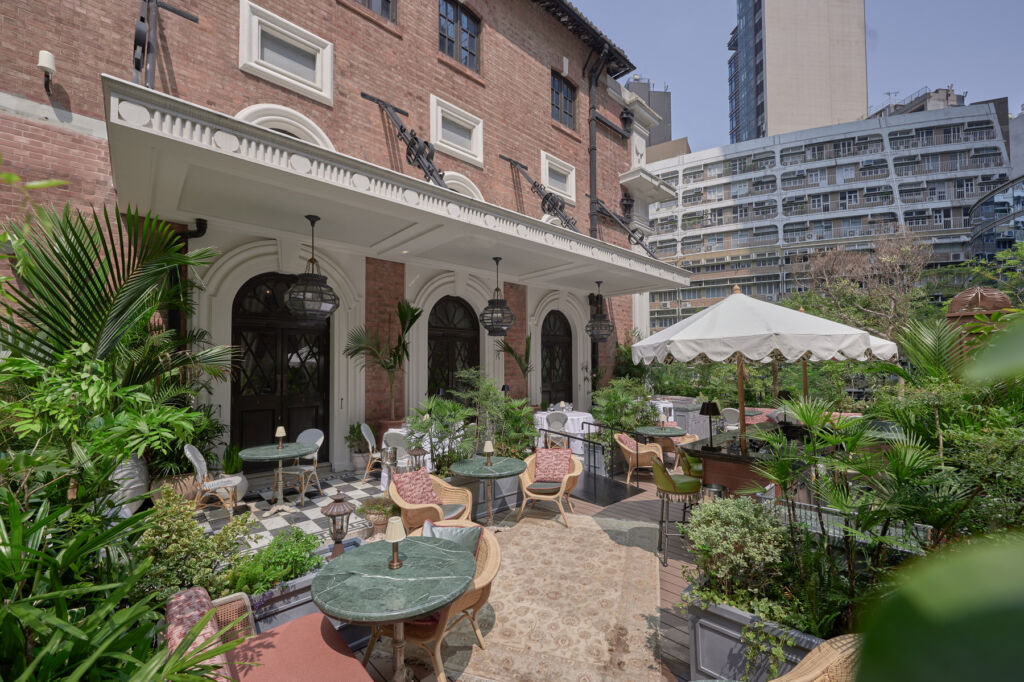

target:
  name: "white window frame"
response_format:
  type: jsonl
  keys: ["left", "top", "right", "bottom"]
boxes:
{"left": 540, "top": 151, "right": 576, "bottom": 204}
{"left": 430, "top": 95, "right": 484, "bottom": 167}
{"left": 239, "top": 0, "right": 334, "bottom": 105}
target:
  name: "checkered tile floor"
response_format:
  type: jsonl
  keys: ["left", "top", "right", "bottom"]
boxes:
{"left": 194, "top": 472, "right": 381, "bottom": 553}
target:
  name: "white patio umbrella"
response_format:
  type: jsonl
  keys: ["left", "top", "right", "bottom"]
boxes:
{"left": 632, "top": 286, "right": 898, "bottom": 448}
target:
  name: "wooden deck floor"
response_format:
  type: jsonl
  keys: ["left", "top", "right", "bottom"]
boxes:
{"left": 570, "top": 477, "right": 695, "bottom": 682}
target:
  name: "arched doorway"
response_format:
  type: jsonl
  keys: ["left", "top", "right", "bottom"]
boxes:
{"left": 427, "top": 295, "right": 480, "bottom": 395}
{"left": 231, "top": 273, "right": 330, "bottom": 467}
{"left": 541, "top": 310, "right": 573, "bottom": 405}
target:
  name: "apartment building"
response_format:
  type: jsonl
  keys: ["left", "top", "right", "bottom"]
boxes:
{"left": 728, "top": 0, "right": 867, "bottom": 143}
{"left": 645, "top": 97, "right": 1011, "bottom": 329}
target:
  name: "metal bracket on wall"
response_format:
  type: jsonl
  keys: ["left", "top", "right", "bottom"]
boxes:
{"left": 590, "top": 196, "right": 657, "bottom": 258}
{"left": 360, "top": 92, "right": 448, "bottom": 189}
{"left": 132, "top": 0, "right": 199, "bottom": 89}
{"left": 498, "top": 154, "right": 580, "bottom": 233}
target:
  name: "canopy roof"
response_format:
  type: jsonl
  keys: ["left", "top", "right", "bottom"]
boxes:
{"left": 633, "top": 288, "right": 898, "bottom": 365}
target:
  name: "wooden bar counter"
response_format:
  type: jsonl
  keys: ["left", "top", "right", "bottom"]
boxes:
{"left": 679, "top": 426, "right": 778, "bottom": 497}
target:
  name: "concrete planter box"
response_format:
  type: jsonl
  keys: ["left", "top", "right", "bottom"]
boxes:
{"left": 447, "top": 473, "right": 522, "bottom": 521}
{"left": 686, "top": 586, "right": 823, "bottom": 682}
{"left": 252, "top": 538, "right": 367, "bottom": 647}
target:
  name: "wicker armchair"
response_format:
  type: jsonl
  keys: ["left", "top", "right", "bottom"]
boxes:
{"left": 653, "top": 422, "right": 700, "bottom": 472}
{"left": 363, "top": 521, "right": 501, "bottom": 682}
{"left": 184, "top": 445, "right": 242, "bottom": 517}
{"left": 388, "top": 474, "right": 472, "bottom": 531}
{"left": 613, "top": 433, "right": 663, "bottom": 486}
{"left": 517, "top": 453, "right": 582, "bottom": 528}
{"left": 771, "top": 634, "right": 861, "bottom": 682}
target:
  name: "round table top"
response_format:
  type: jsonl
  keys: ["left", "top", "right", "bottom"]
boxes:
{"left": 450, "top": 455, "right": 527, "bottom": 479}
{"left": 239, "top": 442, "right": 319, "bottom": 462}
{"left": 635, "top": 425, "right": 690, "bottom": 438}
{"left": 311, "top": 537, "right": 476, "bottom": 623}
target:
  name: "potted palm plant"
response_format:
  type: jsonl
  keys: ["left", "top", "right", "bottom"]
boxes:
{"left": 343, "top": 299, "right": 423, "bottom": 433}
{"left": 496, "top": 334, "right": 534, "bottom": 406}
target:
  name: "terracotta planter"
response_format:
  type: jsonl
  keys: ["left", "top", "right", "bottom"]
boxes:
{"left": 150, "top": 473, "right": 197, "bottom": 501}
{"left": 375, "top": 419, "right": 405, "bottom": 445}
{"left": 363, "top": 510, "right": 389, "bottom": 536}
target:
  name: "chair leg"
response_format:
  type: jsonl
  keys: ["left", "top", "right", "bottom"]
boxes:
{"left": 626, "top": 466, "right": 634, "bottom": 487}
{"left": 659, "top": 497, "right": 668, "bottom": 566}
{"left": 566, "top": 495, "right": 575, "bottom": 512}
{"left": 229, "top": 489, "right": 236, "bottom": 518}
{"left": 556, "top": 498, "right": 570, "bottom": 528}
{"left": 517, "top": 496, "right": 528, "bottom": 521}
{"left": 429, "top": 637, "right": 447, "bottom": 682}
{"left": 312, "top": 469, "right": 323, "bottom": 495}
{"left": 469, "top": 609, "right": 486, "bottom": 650}
{"left": 360, "top": 457, "right": 378, "bottom": 484}
{"left": 362, "top": 626, "right": 379, "bottom": 666}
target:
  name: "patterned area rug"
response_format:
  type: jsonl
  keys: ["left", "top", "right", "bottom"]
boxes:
{"left": 193, "top": 472, "right": 378, "bottom": 552}
{"left": 393, "top": 512, "right": 662, "bottom": 681}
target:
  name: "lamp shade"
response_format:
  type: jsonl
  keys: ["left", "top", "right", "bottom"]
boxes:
{"left": 384, "top": 516, "right": 406, "bottom": 543}
{"left": 275, "top": 426, "right": 287, "bottom": 438}
{"left": 699, "top": 401, "right": 720, "bottom": 417}
{"left": 483, "top": 440, "right": 494, "bottom": 453}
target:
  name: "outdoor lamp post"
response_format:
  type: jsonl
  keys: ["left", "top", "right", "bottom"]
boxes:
{"left": 322, "top": 494, "right": 356, "bottom": 558}
{"left": 385, "top": 516, "right": 406, "bottom": 570}
{"left": 699, "top": 402, "right": 720, "bottom": 450}
{"left": 275, "top": 425, "right": 287, "bottom": 449}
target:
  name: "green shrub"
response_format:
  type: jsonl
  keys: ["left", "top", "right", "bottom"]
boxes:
{"left": 222, "top": 444, "right": 243, "bottom": 475}
{"left": 228, "top": 527, "right": 323, "bottom": 596}
{"left": 346, "top": 422, "right": 369, "bottom": 452}
{"left": 356, "top": 496, "right": 399, "bottom": 517}
{"left": 590, "top": 378, "right": 660, "bottom": 466}
{"left": 133, "top": 488, "right": 255, "bottom": 602}
{"left": 406, "top": 395, "right": 475, "bottom": 476}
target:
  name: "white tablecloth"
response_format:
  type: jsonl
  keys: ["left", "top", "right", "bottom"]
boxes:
{"left": 533, "top": 410, "right": 595, "bottom": 455}
{"left": 379, "top": 427, "right": 434, "bottom": 492}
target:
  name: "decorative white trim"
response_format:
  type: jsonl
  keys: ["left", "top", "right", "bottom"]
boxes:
{"left": 238, "top": 1, "right": 334, "bottom": 105}
{"left": 442, "top": 171, "right": 484, "bottom": 200}
{"left": 541, "top": 151, "right": 576, "bottom": 204}
{"left": 430, "top": 94, "right": 484, "bottom": 167}
{"left": 235, "top": 103, "right": 335, "bottom": 149}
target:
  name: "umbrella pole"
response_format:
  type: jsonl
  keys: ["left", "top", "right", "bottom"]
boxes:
{"left": 802, "top": 359, "right": 809, "bottom": 399}
{"left": 772, "top": 358, "right": 779, "bottom": 400}
{"left": 737, "top": 354, "right": 747, "bottom": 454}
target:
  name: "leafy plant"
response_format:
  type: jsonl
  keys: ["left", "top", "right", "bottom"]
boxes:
{"left": 343, "top": 299, "right": 423, "bottom": 420}
{"left": 222, "top": 444, "right": 243, "bottom": 475}
{"left": 346, "top": 422, "right": 369, "bottom": 453}
{"left": 356, "top": 496, "right": 399, "bottom": 517}
{"left": 133, "top": 487, "right": 255, "bottom": 603}
{"left": 227, "top": 527, "right": 323, "bottom": 597}
{"left": 496, "top": 334, "right": 533, "bottom": 398}
{"left": 591, "top": 377, "right": 660, "bottom": 467}
{"left": 447, "top": 368, "right": 538, "bottom": 459}
{"left": 405, "top": 395, "right": 475, "bottom": 476}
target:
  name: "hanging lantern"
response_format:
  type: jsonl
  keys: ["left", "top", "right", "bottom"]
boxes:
{"left": 479, "top": 256, "right": 515, "bottom": 337}
{"left": 586, "top": 280, "right": 614, "bottom": 342}
{"left": 285, "top": 214, "right": 340, "bottom": 320}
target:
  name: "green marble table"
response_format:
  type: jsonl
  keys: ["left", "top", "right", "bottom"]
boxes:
{"left": 635, "top": 425, "right": 690, "bottom": 438}
{"left": 450, "top": 455, "right": 527, "bottom": 526}
{"left": 311, "top": 537, "right": 475, "bottom": 682}
{"left": 240, "top": 442, "right": 318, "bottom": 516}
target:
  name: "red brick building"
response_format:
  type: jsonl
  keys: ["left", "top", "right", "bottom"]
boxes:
{"left": 0, "top": 0, "right": 686, "bottom": 469}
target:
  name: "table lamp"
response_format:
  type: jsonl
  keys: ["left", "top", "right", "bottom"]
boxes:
{"left": 483, "top": 439, "right": 494, "bottom": 466}
{"left": 385, "top": 516, "right": 406, "bottom": 570}
{"left": 275, "top": 425, "right": 287, "bottom": 449}
{"left": 699, "top": 402, "right": 720, "bottom": 450}
{"left": 559, "top": 400, "right": 565, "bottom": 411}
{"left": 322, "top": 494, "right": 356, "bottom": 558}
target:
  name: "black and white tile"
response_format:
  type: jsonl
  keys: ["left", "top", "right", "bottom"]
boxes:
{"left": 194, "top": 472, "right": 381, "bottom": 553}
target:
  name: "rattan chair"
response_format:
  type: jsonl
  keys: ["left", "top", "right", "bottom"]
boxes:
{"left": 362, "top": 520, "right": 501, "bottom": 682}
{"left": 184, "top": 445, "right": 242, "bottom": 517}
{"left": 613, "top": 433, "right": 663, "bottom": 486}
{"left": 771, "top": 634, "right": 861, "bottom": 682}
{"left": 359, "top": 422, "right": 382, "bottom": 484}
{"left": 544, "top": 411, "right": 570, "bottom": 448}
{"left": 652, "top": 421, "right": 700, "bottom": 471}
{"left": 516, "top": 453, "right": 582, "bottom": 528}
{"left": 722, "top": 407, "right": 741, "bottom": 431}
{"left": 281, "top": 428, "right": 324, "bottom": 506}
{"left": 388, "top": 474, "right": 473, "bottom": 531}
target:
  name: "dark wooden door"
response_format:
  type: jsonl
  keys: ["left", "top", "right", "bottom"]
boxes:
{"left": 427, "top": 295, "right": 480, "bottom": 396}
{"left": 232, "top": 274, "right": 329, "bottom": 470}
{"left": 541, "top": 310, "right": 572, "bottom": 405}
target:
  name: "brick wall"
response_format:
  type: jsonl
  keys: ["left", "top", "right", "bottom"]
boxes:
{"left": 0, "top": 0, "right": 631, "bottom": 231}
{"left": 501, "top": 281, "right": 528, "bottom": 399}
{"left": 363, "top": 257, "right": 406, "bottom": 431}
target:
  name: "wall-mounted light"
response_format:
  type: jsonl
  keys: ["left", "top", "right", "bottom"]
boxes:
{"left": 37, "top": 51, "right": 55, "bottom": 95}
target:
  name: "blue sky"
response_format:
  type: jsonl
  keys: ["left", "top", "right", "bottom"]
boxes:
{"left": 575, "top": 0, "right": 1024, "bottom": 151}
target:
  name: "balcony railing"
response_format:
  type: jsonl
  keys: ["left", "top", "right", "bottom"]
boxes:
{"left": 894, "top": 157, "right": 1003, "bottom": 177}
{"left": 889, "top": 129, "right": 996, "bottom": 151}
{"left": 906, "top": 217, "right": 971, "bottom": 232}
{"left": 844, "top": 168, "right": 889, "bottom": 182}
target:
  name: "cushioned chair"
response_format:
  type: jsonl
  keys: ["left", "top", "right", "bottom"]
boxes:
{"left": 652, "top": 421, "right": 700, "bottom": 471}
{"left": 613, "top": 433, "right": 663, "bottom": 486}
{"left": 359, "top": 422, "right": 382, "bottom": 484}
{"left": 517, "top": 452, "right": 582, "bottom": 528}
{"left": 281, "top": 428, "right": 324, "bottom": 506}
{"left": 771, "top": 633, "right": 861, "bottom": 682}
{"left": 184, "top": 444, "right": 242, "bottom": 517}
{"left": 544, "top": 411, "right": 570, "bottom": 448}
{"left": 677, "top": 450, "right": 704, "bottom": 480}
{"left": 164, "top": 586, "right": 371, "bottom": 681}
{"left": 363, "top": 520, "right": 501, "bottom": 682}
{"left": 651, "top": 456, "right": 701, "bottom": 566}
{"left": 382, "top": 429, "right": 411, "bottom": 472}
{"left": 388, "top": 473, "right": 472, "bottom": 531}
{"left": 722, "top": 407, "right": 741, "bottom": 431}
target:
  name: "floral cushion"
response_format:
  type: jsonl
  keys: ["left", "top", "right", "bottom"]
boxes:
{"left": 615, "top": 433, "right": 638, "bottom": 451}
{"left": 165, "top": 587, "right": 228, "bottom": 670}
{"left": 534, "top": 448, "right": 572, "bottom": 482}
{"left": 393, "top": 467, "right": 442, "bottom": 506}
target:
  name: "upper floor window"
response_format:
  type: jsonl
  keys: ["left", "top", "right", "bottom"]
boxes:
{"left": 439, "top": 0, "right": 480, "bottom": 71}
{"left": 551, "top": 72, "right": 576, "bottom": 129}
{"left": 356, "top": 0, "right": 395, "bottom": 21}
{"left": 239, "top": 1, "right": 333, "bottom": 105}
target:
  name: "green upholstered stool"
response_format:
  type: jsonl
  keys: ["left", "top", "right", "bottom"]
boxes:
{"left": 652, "top": 457, "right": 700, "bottom": 566}
{"left": 679, "top": 453, "right": 703, "bottom": 479}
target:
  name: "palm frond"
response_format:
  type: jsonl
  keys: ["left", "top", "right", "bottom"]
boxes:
{"left": 896, "top": 318, "right": 967, "bottom": 381}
